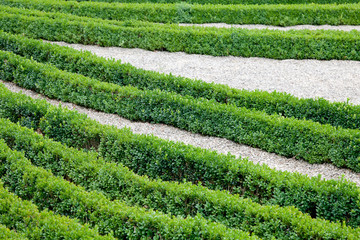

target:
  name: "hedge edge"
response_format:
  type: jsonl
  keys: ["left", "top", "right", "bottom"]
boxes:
{"left": 1, "top": 30, "right": 360, "bottom": 130}
{"left": 1, "top": 5, "right": 360, "bottom": 60}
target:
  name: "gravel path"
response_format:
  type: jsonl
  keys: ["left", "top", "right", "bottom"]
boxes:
{"left": 180, "top": 23, "right": 360, "bottom": 32}
{"left": 51, "top": 41, "right": 360, "bottom": 105}
{"left": 3, "top": 80, "right": 360, "bottom": 185}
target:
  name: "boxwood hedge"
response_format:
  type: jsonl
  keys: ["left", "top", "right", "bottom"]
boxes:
{"left": 1, "top": 84, "right": 360, "bottom": 228}
{"left": 2, "top": 0, "right": 360, "bottom": 26}
{"left": 1, "top": 50, "right": 360, "bottom": 172}
{"left": 3, "top": 117, "right": 359, "bottom": 239}
{"left": 0, "top": 139, "right": 257, "bottom": 240}
{"left": 0, "top": 181, "right": 114, "bottom": 239}
{"left": 1, "top": 5, "right": 359, "bottom": 60}
{"left": 1, "top": 30, "right": 359, "bottom": 130}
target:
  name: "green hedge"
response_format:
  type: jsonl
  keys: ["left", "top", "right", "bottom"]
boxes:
{"left": 0, "top": 181, "right": 113, "bottom": 239}
{"left": 0, "top": 140, "right": 257, "bottom": 240}
{"left": 1, "top": 31, "right": 360, "bottom": 130}
{"left": 3, "top": 117, "right": 359, "bottom": 239}
{"left": 0, "top": 224, "right": 27, "bottom": 239}
{"left": 56, "top": 0, "right": 360, "bottom": 6}
{"left": 1, "top": 6, "right": 360, "bottom": 60}
{"left": 2, "top": 0, "right": 360, "bottom": 25}
{"left": 2, "top": 84, "right": 360, "bottom": 228}
{"left": 2, "top": 50, "right": 360, "bottom": 171}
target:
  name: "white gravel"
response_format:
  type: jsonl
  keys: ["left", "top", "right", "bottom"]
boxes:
{"left": 179, "top": 23, "right": 360, "bottom": 32}
{"left": 50, "top": 41, "right": 360, "bottom": 105}
{"left": 2, "top": 80, "right": 360, "bottom": 185}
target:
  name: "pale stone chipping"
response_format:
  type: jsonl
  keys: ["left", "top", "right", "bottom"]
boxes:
{"left": 3, "top": 80, "right": 360, "bottom": 186}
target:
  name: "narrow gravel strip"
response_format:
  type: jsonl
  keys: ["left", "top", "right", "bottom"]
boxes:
{"left": 3, "top": 80, "right": 360, "bottom": 185}
{"left": 179, "top": 23, "right": 360, "bottom": 31}
{"left": 50, "top": 41, "right": 360, "bottom": 105}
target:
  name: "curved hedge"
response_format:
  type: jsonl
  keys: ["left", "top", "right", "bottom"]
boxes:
{"left": 1, "top": 50, "right": 360, "bottom": 171}
{"left": 1, "top": 6, "right": 360, "bottom": 60}
{"left": 3, "top": 117, "right": 360, "bottom": 239}
{"left": 0, "top": 224, "right": 27, "bottom": 239}
{"left": 0, "top": 140, "right": 257, "bottom": 240}
{"left": 57, "top": 0, "right": 360, "bottom": 6}
{"left": 1, "top": 30, "right": 360, "bottom": 130}
{"left": 1, "top": 84, "right": 360, "bottom": 228}
{"left": 2, "top": 0, "right": 360, "bottom": 25}
{"left": 0, "top": 182, "right": 113, "bottom": 240}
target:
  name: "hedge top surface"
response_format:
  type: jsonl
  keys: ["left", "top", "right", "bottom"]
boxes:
{"left": 3, "top": 0, "right": 360, "bottom": 26}
{"left": 0, "top": 139, "right": 259, "bottom": 240}
{"left": 0, "top": 82, "right": 358, "bottom": 195}
{"left": 2, "top": 83, "right": 360, "bottom": 228}
{"left": 2, "top": 5, "right": 360, "bottom": 39}
{"left": 5, "top": 0, "right": 360, "bottom": 13}
{"left": 0, "top": 182, "right": 115, "bottom": 239}
{"left": 2, "top": 49, "right": 360, "bottom": 171}
{"left": 0, "top": 224, "right": 27, "bottom": 240}
{"left": 56, "top": 0, "right": 360, "bottom": 6}
{"left": 2, "top": 49, "right": 360, "bottom": 145}
{"left": 1, "top": 30, "right": 360, "bottom": 130}
{"left": 2, "top": 5, "right": 360, "bottom": 60}
{"left": 3, "top": 116, "right": 360, "bottom": 239}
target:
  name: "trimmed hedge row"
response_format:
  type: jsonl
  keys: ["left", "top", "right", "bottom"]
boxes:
{"left": 2, "top": 50, "right": 360, "bottom": 171}
{"left": 0, "top": 185, "right": 114, "bottom": 240}
{"left": 3, "top": 118, "right": 359, "bottom": 239}
{"left": 1, "top": 31, "right": 360, "bottom": 130}
{"left": 56, "top": 0, "right": 360, "bottom": 6}
{"left": 3, "top": 0, "right": 360, "bottom": 26}
{"left": 0, "top": 224, "right": 26, "bottom": 239}
{"left": 1, "top": 85, "right": 360, "bottom": 228}
{"left": 0, "top": 140, "right": 257, "bottom": 240}
{"left": 1, "top": 6, "right": 360, "bottom": 60}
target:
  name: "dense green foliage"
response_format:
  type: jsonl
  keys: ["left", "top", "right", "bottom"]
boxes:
{"left": 0, "top": 140, "right": 257, "bottom": 240}
{"left": 3, "top": 117, "right": 359, "bottom": 239}
{"left": 2, "top": 50, "right": 360, "bottom": 171}
{"left": 1, "top": 30, "right": 360, "bottom": 130}
{"left": 2, "top": 84, "right": 360, "bottom": 228}
{"left": 56, "top": 0, "right": 360, "bottom": 5}
{"left": 3, "top": 0, "right": 360, "bottom": 25}
{"left": 1, "top": 0, "right": 359, "bottom": 237}
{"left": 0, "top": 181, "right": 113, "bottom": 239}
{"left": 0, "top": 224, "right": 27, "bottom": 240}
{"left": 1, "top": 6, "right": 360, "bottom": 60}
